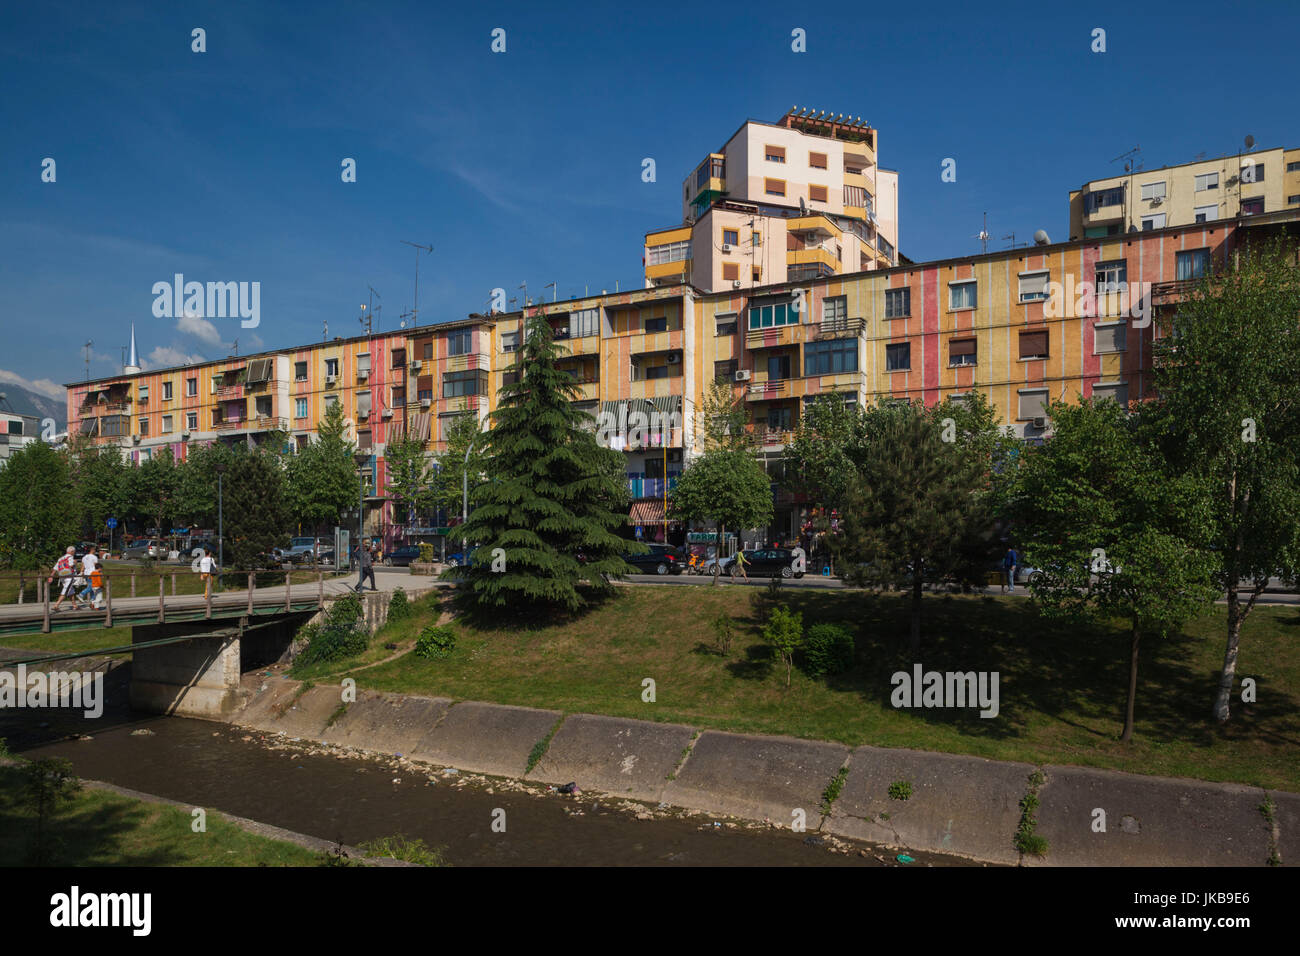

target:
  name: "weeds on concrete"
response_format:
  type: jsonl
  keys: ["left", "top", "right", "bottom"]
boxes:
{"left": 526, "top": 715, "right": 565, "bottom": 774}
{"left": 820, "top": 766, "right": 849, "bottom": 815}
{"left": 1014, "top": 769, "right": 1049, "bottom": 859}
{"left": 324, "top": 702, "right": 348, "bottom": 729}
{"left": 667, "top": 731, "right": 701, "bottom": 781}
{"left": 1259, "top": 796, "right": 1281, "bottom": 866}
{"left": 360, "top": 834, "right": 449, "bottom": 866}
{"left": 888, "top": 779, "right": 913, "bottom": 801}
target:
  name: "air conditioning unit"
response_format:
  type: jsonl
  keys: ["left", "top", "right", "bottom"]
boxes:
{"left": 180, "top": 431, "right": 190, "bottom": 439}
{"left": 410, "top": 360, "right": 422, "bottom": 371}
{"left": 732, "top": 280, "right": 742, "bottom": 289}
{"left": 132, "top": 435, "right": 141, "bottom": 444}
{"left": 722, "top": 243, "right": 732, "bottom": 252}
{"left": 734, "top": 369, "right": 752, "bottom": 382}
{"left": 358, "top": 368, "right": 370, "bottom": 380}
{"left": 1032, "top": 417, "right": 1047, "bottom": 429}
{"left": 1150, "top": 197, "right": 1164, "bottom": 206}
{"left": 666, "top": 351, "right": 681, "bottom": 364}
{"left": 381, "top": 409, "right": 393, "bottom": 419}
{"left": 325, "top": 374, "right": 337, "bottom": 386}
{"left": 420, "top": 398, "right": 432, "bottom": 409}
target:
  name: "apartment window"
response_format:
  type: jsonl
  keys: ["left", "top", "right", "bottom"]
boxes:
{"left": 324, "top": 394, "right": 339, "bottom": 410}
{"left": 1176, "top": 248, "right": 1211, "bottom": 280}
{"left": 647, "top": 240, "right": 691, "bottom": 265}
{"left": 844, "top": 185, "right": 868, "bottom": 208}
{"left": 1289, "top": 162, "right": 1300, "bottom": 173}
{"left": 765, "top": 145, "right": 786, "bottom": 163}
{"left": 1194, "top": 204, "right": 1218, "bottom": 223}
{"left": 885, "top": 342, "right": 910, "bottom": 371}
{"left": 809, "top": 184, "right": 828, "bottom": 203}
{"left": 291, "top": 397, "right": 306, "bottom": 419}
{"left": 1140, "top": 181, "right": 1167, "bottom": 201}
{"left": 502, "top": 370, "right": 520, "bottom": 388}
{"left": 1194, "top": 172, "right": 1218, "bottom": 191}
{"left": 1019, "top": 330, "right": 1050, "bottom": 360}
{"left": 752, "top": 230, "right": 761, "bottom": 246}
{"left": 805, "top": 338, "right": 857, "bottom": 376}
{"left": 423, "top": 341, "right": 433, "bottom": 360}
{"left": 186, "top": 412, "right": 197, "bottom": 430}
{"left": 1094, "top": 322, "right": 1127, "bottom": 354}
{"left": 138, "top": 384, "right": 149, "bottom": 402}
{"left": 138, "top": 417, "right": 149, "bottom": 437}
{"left": 949, "top": 280, "right": 977, "bottom": 310}
{"left": 501, "top": 330, "right": 520, "bottom": 353}
{"left": 447, "top": 329, "right": 472, "bottom": 356}
{"left": 1018, "top": 389, "right": 1049, "bottom": 421}
{"left": 748, "top": 302, "right": 799, "bottom": 329}
{"left": 765, "top": 178, "right": 786, "bottom": 197}
{"left": 752, "top": 267, "right": 762, "bottom": 282}
{"left": 186, "top": 377, "right": 197, "bottom": 397}
{"left": 392, "top": 387, "right": 405, "bottom": 407}
{"left": 417, "top": 387, "right": 432, "bottom": 403}
{"left": 162, "top": 381, "right": 173, "bottom": 400}
{"left": 1086, "top": 186, "right": 1125, "bottom": 211}
{"left": 1096, "top": 260, "right": 1127, "bottom": 293}
{"left": 822, "top": 296, "right": 848, "bottom": 330}
{"left": 1092, "top": 382, "right": 1129, "bottom": 408}
{"left": 443, "top": 369, "right": 487, "bottom": 398}
{"left": 161, "top": 415, "right": 173, "bottom": 434}
{"left": 722, "top": 263, "right": 739, "bottom": 282}
{"left": 1240, "top": 162, "right": 1264, "bottom": 184}
{"left": 255, "top": 396, "right": 273, "bottom": 417}
{"left": 723, "top": 229, "right": 738, "bottom": 246}
{"left": 809, "top": 151, "right": 828, "bottom": 170}
{"left": 645, "top": 365, "right": 669, "bottom": 381}
{"left": 645, "top": 316, "right": 668, "bottom": 333}
{"left": 391, "top": 348, "right": 406, "bottom": 369}
{"left": 948, "top": 338, "right": 977, "bottom": 367}
{"left": 766, "top": 355, "right": 792, "bottom": 381}
{"left": 715, "top": 359, "right": 738, "bottom": 382}
{"left": 1241, "top": 197, "right": 1265, "bottom": 216}
{"left": 355, "top": 392, "right": 371, "bottom": 418}
{"left": 325, "top": 358, "right": 339, "bottom": 377}
{"left": 885, "top": 287, "right": 911, "bottom": 318}
{"left": 1141, "top": 214, "right": 1166, "bottom": 230}
{"left": 715, "top": 313, "right": 737, "bottom": 336}
{"left": 1289, "top": 195, "right": 1300, "bottom": 206}
{"left": 766, "top": 407, "right": 793, "bottom": 431}
{"left": 1018, "top": 271, "right": 1050, "bottom": 303}
{"left": 294, "top": 361, "right": 307, "bottom": 381}
{"left": 570, "top": 308, "right": 598, "bottom": 338}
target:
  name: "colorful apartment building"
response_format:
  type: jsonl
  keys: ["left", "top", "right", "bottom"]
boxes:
{"left": 1069, "top": 146, "right": 1300, "bottom": 239}
{"left": 645, "top": 108, "right": 900, "bottom": 293}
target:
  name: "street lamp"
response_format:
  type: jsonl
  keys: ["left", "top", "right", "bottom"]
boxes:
{"left": 462, "top": 439, "right": 474, "bottom": 566}
{"left": 213, "top": 462, "right": 226, "bottom": 591}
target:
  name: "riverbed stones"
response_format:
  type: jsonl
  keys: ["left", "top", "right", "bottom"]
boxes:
{"left": 409, "top": 701, "right": 562, "bottom": 778}
{"left": 526, "top": 713, "right": 695, "bottom": 802}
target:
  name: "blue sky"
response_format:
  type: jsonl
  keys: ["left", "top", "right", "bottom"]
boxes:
{"left": 2, "top": 0, "right": 1296, "bottom": 397}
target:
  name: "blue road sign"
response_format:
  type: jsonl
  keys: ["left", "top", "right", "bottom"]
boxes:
{"left": 106, "top": 518, "right": 118, "bottom": 529}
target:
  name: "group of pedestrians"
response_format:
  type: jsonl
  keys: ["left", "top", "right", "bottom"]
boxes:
{"left": 48, "top": 545, "right": 105, "bottom": 612}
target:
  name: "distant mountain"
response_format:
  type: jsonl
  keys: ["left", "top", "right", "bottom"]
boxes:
{"left": 0, "top": 381, "right": 66, "bottom": 429}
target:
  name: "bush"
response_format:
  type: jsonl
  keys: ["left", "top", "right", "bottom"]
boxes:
{"left": 297, "top": 621, "right": 368, "bottom": 665}
{"left": 388, "top": 588, "right": 411, "bottom": 622}
{"left": 418, "top": 542, "right": 435, "bottom": 563}
{"left": 329, "top": 594, "right": 363, "bottom": 626}
{"left": 801, "top": 623, "right": 856, "bottom": 677}
{"left": 710, "top": 611, "right": 735, "bottom": 655}
{"left": 762, "top": 605, "right": 803, "bottom": 687}
{"left": 414, "top": 624, "right": 457, "bottom": 660}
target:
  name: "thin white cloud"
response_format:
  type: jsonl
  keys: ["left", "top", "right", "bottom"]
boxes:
{"left": 0, "top": 369, "right": 65, "bottom": 401}
{"left": 176, "top": 314, "right": 225, "bottom": 347}
{"left": 145, "top": 346, "right": 206, "bottom": 369}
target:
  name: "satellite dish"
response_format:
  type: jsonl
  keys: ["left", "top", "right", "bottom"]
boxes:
{"left": 799, "top": 197, "right": 808, "bottom": 215}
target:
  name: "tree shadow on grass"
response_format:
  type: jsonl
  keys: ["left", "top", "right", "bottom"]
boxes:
{"left": 725, "top": 643, "right": 775, "bottom": 681}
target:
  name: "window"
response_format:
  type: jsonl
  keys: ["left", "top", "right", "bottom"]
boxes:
{"left": 138, "top": 384, "right": 149, "bottom": 402}
{"left": 885, "top": 342, "right": 910, "bottom": 371}
{"left": 765, "top": 145, "right": 786, "bottom": 163}
{"left": 822, "top": 296, "right": 848, "bottom": 330}
{"left": 325, "top": 358, "right": 339, "bottom": 377}
{"left": 1018, "top": 271, "right": 1050, "bottom": 303}
{"left": 392, "top": 387, "right": 405, "bottom": 407}
{"left": 722, "top": 263, "right": 739, "bottom": 282}
{"left": 162, "top": 381, "right": 173, "bottom": 400}
{"left": 570, "top": 308, "right": 598, "bottom": 338}
{"left": 355, "top": 392, "right": 371, "bottom": 418}
{"left": 255, "top": 396, "right": 273, "bottom": 417}
{"left": 447, "top": 329, "right": 472, "bottom": 356}
{"left": 186, "top": 412, "right": 197, "bottom": 430}
{"left": 294, "top": 361, "right": 307, "bottom": 381}
{"left": 949, "top": 280, "right": 977, "bottom": 310}
{"left": 647, "top": 240, "right": 691, "bottom": 265}
{"left": 805, "top": 338, "right": 857, "bottom": 375}
{"left": 844, "top": 185, "right": 869, "bottom": 209}
{"left": 948, "top": 338, "right": 977, "bottom": 367}
{"left": 1241, "top": 197, "right": 1264, "bottom": 216}
{"left": 1018, "top": 389, "right": 1049, "bottom": 421}
{"left": 1176, "top": 248, "right": 1211, "bottom": 280}
{"left": 417, "top": 386, "right": 432, "bottom": 403}
{"left": 139, "top": 417, "right": 149, "bottom": 437}
{"left": 1289, "top": 195, "right": 1300, "bottom": 206}
{"left": 808, "top": 184, "right": 828, "bottom": 203}
{"left": 767, "top": 355, "right": 792, "bottom": 381}
{"left": 1086, "top": 186, "right": 1125, "bottom": 211}
{"left": 423, "top": 341, "right": 433, "bottom": 360}
{"left": 885, "top": 287, "right": 911, "bottom": 318}
{"left": 295, "top": 398, "right": 308, "bottom": 418}
{"left": 645, "top": 316, "right": 668, "bottom": 333}
{"left": 1019, "top": 330, "right": 1050, "bottom": 360}
{"left": 809, "top": 151, "right": 828, "bottom": 170}
{"left": 324, "top": 394, "right": 339, "bottom": 409}
{"left": 723, "top": 229, "right": 738, "bottom": 246}
{"left": 715, "top": 313, "right": 737, "bottom": 336}
{"left": 355, "top": 353, "right": 371, "bottom": 377}
{"left": 715, "top": 359, "right": 738, "bottom": 381}
{"left": 502, "top": 370, "right": 520, "bottom": 387}
{"left": 501, "top": 330, "right": 520, "bottom": 353}
{"left": 766, "top": 407, "right": 793, "bottom": 431}
{"left": 443, "top": 369, "right": 488, "bottom": 398}
{"left": 765, "top": 178, "right": 786, "bottom": 196}
{"left": 1240, "top": 162, "right": 1264, "bottom": 184}
{"left": 1194, "top": 172, "right": 1218, "bottom": 191}
{"left": 1141, "top": 214, "right": 1166, "bottom": 230}
{"left": 645, "top": 365, "right": 669, "bottom": 380}
{"left": 752, "top": 230, "right": 761, "bottom": 246}
{"left": 752, "top": 267, "right": 762, "bottom": 282}
{"left": 186, "top": 377, "right": 197, "bottom": 397}
{"left": 1094, "top": 323, "right": 1127, "bottom": 354}
{"left": 1140, "top": 181, "right": 1167, "bottom": 201}
{"left": 1289, "top": 162, "right": 1300, "bottom": 173}
{"left": 1194, "top": 204, "right": 1218, "bottom": 223}
{"left": 748, "top": 302, "right": 799, "bottom": 329}
{"left": 161, "top": 415, "right": 173, "bottom": 433}
{"left": 1095, "top": 260, "right": 1127, "bottom": 293}
{"left": 391, "top": 348, "right": 406, "bottom": 369}
{"left": 1092, "top": 382, "right": 1129, "bottom": 408}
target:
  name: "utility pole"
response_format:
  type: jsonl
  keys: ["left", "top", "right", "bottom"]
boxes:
{"left": 400, "top": 240, "right": 432, "bottom": 327}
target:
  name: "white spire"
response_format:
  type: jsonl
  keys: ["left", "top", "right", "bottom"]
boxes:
{"left": 124, "top": 324, "right": 141, "bottom": 374}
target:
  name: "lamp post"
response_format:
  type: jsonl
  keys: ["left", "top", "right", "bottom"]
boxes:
{"left": 213, "top": 462, "right": 226, "bottom": 591}
{"left": 354, "top": 451, "right": 369, "bottom": 574}
{"left": 462, "top": 439, "right": 474, "bottom": 565}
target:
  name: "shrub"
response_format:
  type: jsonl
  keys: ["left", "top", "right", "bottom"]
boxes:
{"left": 762, "top": 605, "right": 803, "bottom": 687}
{"left": 710, "top": 611, "right": 735, "bottom": 655}
{"left": 388, "top": 587, "right": 411, "bottom": 623}
{"left": 414, "top": 624, "right": 457, "bottom": 660}
{"left": 418, "top": 542, "right": 435, "bottom": 564}
{"left": 801, "top": 623, "right": 856, "bottom": 677}
{"left": 888, "top": 780, "right": 913, "bottom": 801}
{"left": 329, "top": 593, "right": 363, "bottom": 626}
{"left": 297, "top": 621, "right": 368, "bottom": 665}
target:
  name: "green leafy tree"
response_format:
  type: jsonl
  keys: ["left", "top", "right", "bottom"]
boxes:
{"left": 696, "top": 378, "right": 755, "bottom": 451}
{"left": 385, "top": 434, "right": 437, "bottom": 536}
{"left": 784, "top": 395, "right": 870, "bottom": 514}
{"left": 447, "top": 313, "right": 631, "bottom": 613}
{"left": 431, "top": 412, "right": 487, "bottom": 527}
{"left": 763, "top": 605, "right": 804, "bottom": 687}
{"left": 1149, "top": 239, "right": 1300, "bottom": 723}
{"left": 174, "top": 440, "right": 236, "bottom": 528}
{"left": 0, "top": 441, "right": 77, "bottom": 585}
{"left": 285, "top": 402, "right": 356, "bottom": 554}
{"left": 24, "top": 757, "right": 82, "bottom": 866}
{"left": 221, "top": 445, "right": 291, "bottom": 570}
{"left": 66, "top": 435, "right": 130, "bottom": 542}
{"left": 669, "top": 448, "right": 774, "bottom": 586}
{"left": 1016, "top": 399, "right": 1218, "bottom": 742}
{"left": 129, "top": 445, "right": 179, "bottom": 542}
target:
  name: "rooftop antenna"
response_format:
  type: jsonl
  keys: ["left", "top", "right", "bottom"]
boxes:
{"left": 83, "top": 340, "right": 94, "bottom": 381}
{"left": 519, "top": 282, "right": 528, "bottom": 308}
{"left": 544, "top": 281, "right": 557, "bottom": 303}
{"left": 1001, "top": 232, "right": 1017, "bottom": 249}
{"left": 232, "top": 337, "right": 238, "bottom": 357}
{"left": 973, "top": 212, "right": 990, "bottom": 254}
{"left": 400, "top": 240, "right": 432, "bottom": 328}
{"left": 1111, "top": 146, "right": 1141, "bottom": 227}
{"left": 323, "top": 320, "right": 328, "bottom": 341}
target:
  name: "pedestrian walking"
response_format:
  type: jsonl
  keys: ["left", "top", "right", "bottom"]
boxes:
{"left": 734, "top": 549, "right": 749, "bottom": 581}
{"left": 199, "top": 547, "right": 216, "bottom": 599}
{"left": 50, "top": 546, "right": 78, "bottom": 612}
{"left": 1003, "top": 546, "right": 1019, "bottom": 593}
{"left": 78, "top": 545, "right": 104, "bottom": 609}
{"left": 356, "top": 543, "right": 377, "bottom": 592}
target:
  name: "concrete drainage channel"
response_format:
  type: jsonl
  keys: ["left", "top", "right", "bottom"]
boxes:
{"left": 230, "top": 677, "right": 1296, "bottom": 867}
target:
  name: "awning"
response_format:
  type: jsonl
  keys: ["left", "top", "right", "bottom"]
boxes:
{"left": 628, "top": 500, "right": 667, "bottom": 526}
{"left": 408, "top": 412, "right": 431, "bottom": 442}
{"left": 246, "top": 358, "right": 273, "bottom": 383}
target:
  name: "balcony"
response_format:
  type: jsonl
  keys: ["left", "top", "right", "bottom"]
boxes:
{"left": 747, "top": 379, "right": 790, "bottom": 400}
{"left": 759, "top": 429, "right": 794, "bottom": 448}
{"left": 1083, "top": 198, "right": 1125, "bottom": 225}
{"left": 1151, "top": 278, "right": 1201, "bottom": 304}
{"left": 628, "top": 475, "right": 679, "bottom": 499}
{"left": 745, "top": 322, "right": 802, "bottom": 349}
{"left": 786, "top": 215, "right": 842, "bottom": 240}
{"left": 212, "top": 415, "right": 289, "bottom": 432}
{"left": 816, "top": 317, "right": 865, "bottom": 339}
{"left": 215, "top": 384, "right": 244, "bottom": 398}
{"left": 445, "top": 352, "right": 489, "bottom": 373}
{"left": 787, "top": 247, "right": 840, "bottom": 273}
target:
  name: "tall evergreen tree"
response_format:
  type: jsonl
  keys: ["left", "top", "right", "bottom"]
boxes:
{"left": 222, "top": 445, "right": 291, "bottom": 570}
{"left": 447, "top": 313, "right": 631, "bottom": 614}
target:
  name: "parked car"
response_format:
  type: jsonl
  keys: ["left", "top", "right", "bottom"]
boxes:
{"left": 444, "top": 548, "right": 479, "bottom": 568}
{"left": 123, "top": 539, "right": 165, "bottom": 560}
{"left": 384, "top": 545, "right": 424, "bottom": 567}
{"left": 621, "top": 544, "right": 686, "bottom": 576}
{"left": 287, "top": 536, "right": 332, "bottom": 563}
{"left": 720, "top": 548, "right": 805, "bottom": 579}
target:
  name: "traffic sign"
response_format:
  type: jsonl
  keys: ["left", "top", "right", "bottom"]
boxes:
{"left": 106, "top": 518, "right": 118, "bottom": 529}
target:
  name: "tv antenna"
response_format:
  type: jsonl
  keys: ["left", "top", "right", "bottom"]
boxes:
{"left": 360, "top": 287, "right": 381, "bottom": 335}
{"left": 973, "top": 212, "right": 990, "bottom": 254}
{"left": 1111, "top": 145, "right": 1142, "bottom": 173}
{"left": 1002, "top": 232, "right": 1020, "bottom": 249}
{"left": 83, "top": 340, "right": 94, "bottom": 381}
{"left": 400, "top": 240, "right": 432, "bottom": 328}
{"left": 323, "top": 320, "right": 328, "bottom": 341}
{"left": 544, "top": 282, "right": 557, "bottom": 303}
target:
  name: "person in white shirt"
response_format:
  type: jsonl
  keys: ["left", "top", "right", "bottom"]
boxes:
{"left": 199, "top": 548, "right": 216, "bottom": 598}
{"left": 50, "top": 546, "right": 78, "bottom": 611}
{"left": 78, "top": 546, "right": 103, "bottom": 609}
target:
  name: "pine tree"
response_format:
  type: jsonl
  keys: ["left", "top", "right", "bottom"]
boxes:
{"left": 222, "top": 445, "right": 290, "bottom": 570}
{"left": 447, "top": 313, "right": 630, "bottom": 615}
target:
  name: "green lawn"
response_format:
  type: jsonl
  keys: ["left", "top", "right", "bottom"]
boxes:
{"left": 0, "top": 763, "right": 323, "bottom": 866}
{"left": 347, "top": 584, "right": 1300, "bottom": 792}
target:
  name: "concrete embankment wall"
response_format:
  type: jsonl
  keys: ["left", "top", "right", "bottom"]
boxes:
{"left": 227, "top": 677, "right": 1290, "bottom": 866}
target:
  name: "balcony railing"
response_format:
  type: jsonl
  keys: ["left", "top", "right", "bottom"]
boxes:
{"left": 817, "top": 316, "right": 865, "bottom": 338}
{"left": 1150, "top": 278, "right": 1201, "bottom": 302}
{"left": 628, "top": 475, "right": 678, "bottom": 499}
{"left": 211, "top": 415, "right": 289, "bottom": 432}
{"left": 760, "top": 429, "right": 794, "bottom": 447}
{"left": 748, "top": 379, "right": 790, "bottom": 397}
